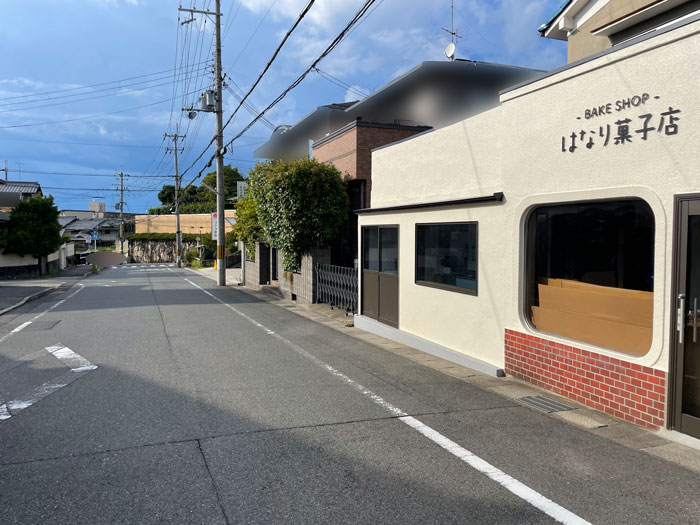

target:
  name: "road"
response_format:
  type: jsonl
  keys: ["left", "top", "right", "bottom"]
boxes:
{"left": 0, "top": 264, "right": 699, "bottom": 524}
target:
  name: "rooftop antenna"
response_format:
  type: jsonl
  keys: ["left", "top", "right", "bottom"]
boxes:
{"left": 442, "top": 0, "right": 462, "bottom": 61}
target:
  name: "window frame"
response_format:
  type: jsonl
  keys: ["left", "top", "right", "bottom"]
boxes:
{"left": 414, "top": 221, "right": 478, "bottom": 296}
{"left": 522, "top": 197, "right": 656, "bottom": 354}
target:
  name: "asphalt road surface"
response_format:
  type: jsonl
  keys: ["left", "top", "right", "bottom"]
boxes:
{"left": 0, "top": 264, "right": 699, "bottom": 524}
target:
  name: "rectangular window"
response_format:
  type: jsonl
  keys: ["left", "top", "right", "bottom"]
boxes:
{"left": 415, "top": 222, "right": 477, "bottom": 295}
{"left": 525, "top": 199, "right": 654, "bottom": 356}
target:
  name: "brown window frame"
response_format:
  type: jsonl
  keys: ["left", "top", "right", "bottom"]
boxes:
{"left": 414, "top": 221, "right": 478, "bottom": 297}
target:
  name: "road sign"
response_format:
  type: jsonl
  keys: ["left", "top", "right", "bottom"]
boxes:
{"left": 211, "top": 212, "right": 218, "bottom": 241}
{"left": 91, "top": 232, "right": 99, "bottom": 241}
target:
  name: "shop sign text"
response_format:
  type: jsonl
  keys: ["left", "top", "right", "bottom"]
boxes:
{"left": 562, "top": 94, "right": 681, "bottom": 153}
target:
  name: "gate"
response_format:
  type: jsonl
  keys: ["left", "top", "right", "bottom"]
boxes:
{"left": 316, "top": 263, "right": 358, "bottom": 314}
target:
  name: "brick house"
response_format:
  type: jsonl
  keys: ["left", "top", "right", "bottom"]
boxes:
{"left": 248, "top": 60, "right": 543, "bottom": 300}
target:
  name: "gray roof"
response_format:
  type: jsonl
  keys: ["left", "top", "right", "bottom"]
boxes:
{"left": 64, "top": 218, "right": 116, "bottom": 231}
{"left": 255, "top": 60, "right": 544, "bottom": 159}
{"left": 0, "top": 211, "right": 9, "bottom": 222}
{"left": 0, "top": 180, "right": 42, "bottom": 194}
{"left": 58, "top": 216, "right": 78, "bottom": 227}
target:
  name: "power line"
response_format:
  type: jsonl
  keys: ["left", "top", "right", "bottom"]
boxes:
{"left": 0, "top": 137, "right": 208, "bottom": 148}
{"left": 179, "top": 0, "right": 316, "bottom": 181}
{"left": 314, "top": 67, "right": 368, "bottom": 99}
{"left": 225, "top": 0, "right": 379, "bottom": 147}
{"left": 5, "top": 169, "right": 171, "bottom": 178}
{"left": 0, "top": 88, "right": 203, "bottom": 129}
{"left": 230, "top": 0, "right": 279, "bottom": 68}
{"left": 0, "top": 68, "right": 210, "bottom": 110}
{"left": 43, "top": 186, "right": 159, "bottom": 192}
{"left": 0, "top": 61, "right": 212, "bottom": 102}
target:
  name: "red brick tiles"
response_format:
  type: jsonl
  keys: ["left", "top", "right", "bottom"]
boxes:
{"left": 504, "top": 329, "right": 666, "bottom": 429}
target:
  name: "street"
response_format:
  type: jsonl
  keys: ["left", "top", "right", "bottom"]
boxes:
{"left": 1, "top": 265, "right": 699, "bottom": 524}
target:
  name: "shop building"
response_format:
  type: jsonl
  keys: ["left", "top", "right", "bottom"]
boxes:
{"left": 356, "top": 11, "right": 700, "bottom": 436}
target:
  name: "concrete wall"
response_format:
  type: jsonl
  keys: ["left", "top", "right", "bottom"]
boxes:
{"left": 130, "top": 239, "right": 198, "bottom": 263}
{"left": 277, "top": 246, "right": 331, "bottom": 304}
{"left": 361, "top": 20, "right": 700, "bottom": 427}
{"left": 135, "top": 211, "right": 236, "bottom": 234}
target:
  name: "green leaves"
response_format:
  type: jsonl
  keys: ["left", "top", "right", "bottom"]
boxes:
{"left": 247, "top": 158, "right": 348, "bottom": 272}
{"left": 3, "top": 196, "right": 62, "bottom": 258}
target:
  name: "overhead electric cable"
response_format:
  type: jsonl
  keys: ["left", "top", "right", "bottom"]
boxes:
{"left": 0, "top": 62, "right": 212, "bottom": 102}
{"left": 179, "top": 0, "right": 316, "bottom": 180}
{"left": 0, "top": 88, "right": 203, "bottom": 129}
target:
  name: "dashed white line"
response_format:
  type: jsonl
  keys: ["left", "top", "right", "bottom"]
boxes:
{"left": 180, "top": 275, "right": 589, "bottom": 525}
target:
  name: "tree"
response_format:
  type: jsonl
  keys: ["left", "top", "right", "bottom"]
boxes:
{"left": 150, "top": 164, "right": 242, "bottom": 215}
{"left": 231, "top": 196, "right": 263, "bottom": 260}
{"left": 249, "top": 159, "right": 348, "bottom": 271}
{"left": 201, "top": 164, "right": 243, "bottom": 209}
{"left": 2, "top": 196, "right": 63, "bottom": 275}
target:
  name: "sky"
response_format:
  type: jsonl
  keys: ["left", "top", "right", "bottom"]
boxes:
{"left": 0, "top": 0, "right": 566, "bottom": 214}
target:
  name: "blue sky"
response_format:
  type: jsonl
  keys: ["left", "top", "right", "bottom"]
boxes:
{"left": 0, "top": 0, "right": 566, "bottom": 213}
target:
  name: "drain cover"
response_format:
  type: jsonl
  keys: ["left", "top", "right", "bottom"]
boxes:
{"left": 517, "top": 395, "right": 576, "bottom": 414}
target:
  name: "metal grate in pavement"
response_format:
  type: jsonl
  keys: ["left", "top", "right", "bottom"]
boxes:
{"left": 517, "top": 395, "right": 576, "bottom": 414}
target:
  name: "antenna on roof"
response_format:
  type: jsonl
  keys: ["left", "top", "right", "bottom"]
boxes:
{"left": 441, "top": 0, "right": 462, "bottom": 61}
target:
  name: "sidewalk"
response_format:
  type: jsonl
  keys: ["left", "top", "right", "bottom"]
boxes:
{"left": 0, "top": 265, "right": 93, "bottom": 315}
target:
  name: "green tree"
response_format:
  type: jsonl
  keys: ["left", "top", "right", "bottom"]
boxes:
{"left": 231, "top": 196, "right": 263, "bottom": 260}
{"left": 2, "top": 195, "right": 63, "bottom": 275}
{"left": 249, "top": 159, "right": 348, "bottom": 271}
{"left": 201, "top": 164, "right": 243, "bottom": 209}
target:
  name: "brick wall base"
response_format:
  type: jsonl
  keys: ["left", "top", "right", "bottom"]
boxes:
{"left": 504, "top": 329, "right": 666, "bottom": 429}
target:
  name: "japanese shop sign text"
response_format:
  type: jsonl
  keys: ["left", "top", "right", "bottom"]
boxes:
{"left": 562, "top": 93, "right": 680, "bottom": 153}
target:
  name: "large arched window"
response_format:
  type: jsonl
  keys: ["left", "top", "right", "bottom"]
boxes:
{"left": 525, "top": 199, "right": 655, "bottom": 355}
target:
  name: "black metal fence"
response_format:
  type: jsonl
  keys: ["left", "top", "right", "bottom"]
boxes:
{"left": 316, "top": 263, "right": 358, "bottom": 314}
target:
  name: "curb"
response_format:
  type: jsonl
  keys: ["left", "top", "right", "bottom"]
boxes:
{"left": 0, "top": 284, "right": 63, "bottom": 316}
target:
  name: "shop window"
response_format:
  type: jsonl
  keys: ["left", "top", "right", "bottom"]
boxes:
{"left": 416, "top": 222, "right": 477, "bottom": 295}
{"left": 525, "top": 199, "right": 654, "bottom": 355}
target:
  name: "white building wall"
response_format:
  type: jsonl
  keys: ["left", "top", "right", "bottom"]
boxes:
{"left": 363, "top": 18, "right": 700, "bottom": 373}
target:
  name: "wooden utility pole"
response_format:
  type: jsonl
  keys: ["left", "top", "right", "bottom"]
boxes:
{"left": 165, "top": 131, "right": 186, "bottom": 267}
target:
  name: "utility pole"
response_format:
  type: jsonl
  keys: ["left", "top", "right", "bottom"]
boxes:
{"left": 165, "top": 131, "right": 186, "bottom": 267}
{"left": 117, "top": 170, "right": 128, "bottom": 254}
{"left": 3, "top": 160, "right": 7, "bottom": 181}
{"left": 178, "top": 1, "right": 226, "bottom": 285}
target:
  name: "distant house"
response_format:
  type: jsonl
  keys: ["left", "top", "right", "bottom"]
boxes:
{"left": 0, "top": 180, "right": 42, "bottom": 211}
{"left": 62, "top": 218, "right": 118, "bottom": 248}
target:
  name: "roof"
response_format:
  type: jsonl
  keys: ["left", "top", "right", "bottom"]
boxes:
{"left": 538, "top": 0, "right": 573, "bottom": 33}
{"left": 0, "top": 180, "right": 42, "bottom": 194}
{"left": 255, "top": 60, "right": 543, "bottom": 160}
{"left": 0, "top": 211, "right": 9, "bottom": 222}
{"left": 63, "top": 218, "right": 116, "bottom": 231}
{"left": 58, "top": 216, "right": 78, "bottom": 227}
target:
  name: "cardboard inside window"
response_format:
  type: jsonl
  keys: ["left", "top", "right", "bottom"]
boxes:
{"left": 532, "top": 279, "right": 653, "bottom": 356}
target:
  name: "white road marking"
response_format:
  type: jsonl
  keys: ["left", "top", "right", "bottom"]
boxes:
{"left": 180, "top": 276, "right": 589, "bottom": 524}
{"left": 0, "top": 344, "right": 97, "bottom": 422}
{"left": 0, "top": 285, "right": 84, "bottom": 345}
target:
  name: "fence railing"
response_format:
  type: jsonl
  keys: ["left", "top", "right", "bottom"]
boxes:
{"left": 316, "top": 263, "right": 358, "bottom": 314}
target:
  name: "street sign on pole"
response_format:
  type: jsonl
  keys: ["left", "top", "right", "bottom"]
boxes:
{"left": 211, "top": 212, "right": 218, "bottom": 242}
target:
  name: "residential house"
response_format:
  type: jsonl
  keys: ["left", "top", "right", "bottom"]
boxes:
{"left": 0, "top": 180, "right": 42, "bottom": 211}
{"left": 248, "top": 60, "right": 544, "bottom": 302}
{"left": 356, "top": 2, "right": 700, "bottom": 436}
{"left": 62, "top": 218, "right": 119, "bottom": 249}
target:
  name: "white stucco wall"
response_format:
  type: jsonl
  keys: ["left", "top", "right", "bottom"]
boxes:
{"left": 362, "top": 18, "right": 700, "bottom": 371}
